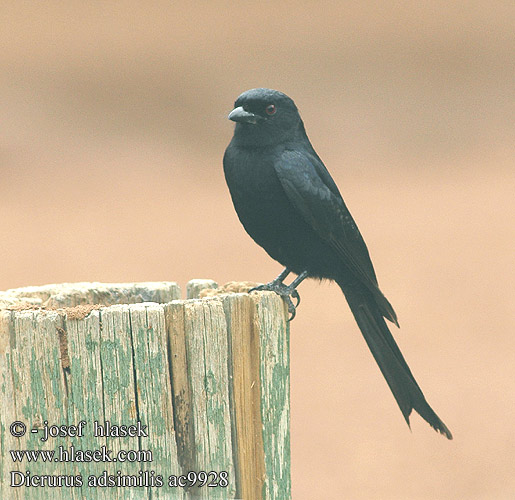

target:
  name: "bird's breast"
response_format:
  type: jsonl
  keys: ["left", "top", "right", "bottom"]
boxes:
{"left": 224, "top": 145, "right": 294, "bottom": 230}
{"left": 223, "top": 142, "right": 345, "bottom": 278}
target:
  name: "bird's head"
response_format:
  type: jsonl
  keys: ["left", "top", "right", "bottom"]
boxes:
{"left": 228, "top": 88, "right": 304, "bottom": 147}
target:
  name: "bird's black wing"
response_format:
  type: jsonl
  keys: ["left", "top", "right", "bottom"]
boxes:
{"left": 275, "top": 149, "right": 378, "bottom": 283}
{"left": 275, "top": 148, "right": 398, "bottom": 324}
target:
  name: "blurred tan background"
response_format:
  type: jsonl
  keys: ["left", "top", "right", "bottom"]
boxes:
{"left": 1, "top": 2, "right": 514, "bottom": 498}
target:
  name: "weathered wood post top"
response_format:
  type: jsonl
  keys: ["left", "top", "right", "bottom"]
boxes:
{"left": 0, "top": 280, "right": 291, "bottom": 500}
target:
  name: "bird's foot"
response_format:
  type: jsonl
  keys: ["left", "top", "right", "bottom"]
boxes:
{"left": 250, "top": 281, "right": 301, "bottom": 321}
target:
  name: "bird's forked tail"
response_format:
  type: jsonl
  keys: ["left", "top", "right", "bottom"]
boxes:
{"left": 339, "top": 282, "right": 452, "bottom": 439}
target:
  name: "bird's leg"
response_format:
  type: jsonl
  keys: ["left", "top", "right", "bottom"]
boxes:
{"left": 250, "top": 269, "right": 308, "bottom": 320}
{"left": 250, "top": 267, "right": 290, "bottom": 291}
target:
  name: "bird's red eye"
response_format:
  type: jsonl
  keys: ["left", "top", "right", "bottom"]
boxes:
{"left": 265, "top": 104, "right": 276, "bottom": 115}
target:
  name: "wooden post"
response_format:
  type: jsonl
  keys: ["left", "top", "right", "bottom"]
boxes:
{"left": 0, "top": 281, "right": 290, "bottom": 500}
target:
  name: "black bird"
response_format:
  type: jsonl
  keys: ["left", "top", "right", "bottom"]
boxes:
{"left": 223, "top": 88, "right": 452, "bottom": 439}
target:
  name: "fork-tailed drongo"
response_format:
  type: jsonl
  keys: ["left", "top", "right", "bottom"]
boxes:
{"left": 223, "top": 88, "right": 452, "bottom": 439}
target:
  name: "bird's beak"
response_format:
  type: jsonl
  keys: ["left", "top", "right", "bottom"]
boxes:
{"left": 228, "top": 106, "right": 261, "bottom": 124}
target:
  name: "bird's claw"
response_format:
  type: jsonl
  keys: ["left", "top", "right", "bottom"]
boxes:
{"left": 286, "top": 296, "right": 297, "bottom": 321}
{"left": 249, "top": 282, "right": 301, "bottom": 321}
{"left": 291, "top": 289, "right": 301, "bottom": 307}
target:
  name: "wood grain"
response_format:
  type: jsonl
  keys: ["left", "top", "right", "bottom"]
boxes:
{"left": 0, "top": 281, "right": 290, "bottom": 499}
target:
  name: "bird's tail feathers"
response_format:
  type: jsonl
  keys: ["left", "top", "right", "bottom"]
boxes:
{"left": 340, "top": 282, "right": 452, "bottom": 439}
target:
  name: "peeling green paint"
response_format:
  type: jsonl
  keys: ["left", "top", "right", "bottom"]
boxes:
{"left": 1, "top": 282, "right": 290, "bottom": 499}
